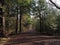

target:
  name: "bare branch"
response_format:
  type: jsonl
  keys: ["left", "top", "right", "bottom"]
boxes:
{"left": 49, "top": 0, "right": 60, "bottom": 9}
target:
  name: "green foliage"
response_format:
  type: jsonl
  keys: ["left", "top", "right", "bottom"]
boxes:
{"left": 25, "top": 18, "right": 32, "bottom": 25}
{"left": 55, "top": 15, "right": 60, "bottom": 35}
{"left": 5, "top": 16, "right": 16, "bottom": 32}
{"left": 45, "top": 10, "right": 57, "bottom": 30}
{"left": 32, "top": 19, "right": 40, "bottom": 32}
{"left": 22, "top": 14, "right": 31, "bottom": 27}
{"left": 31, "top": 0, "right": 60, "bottom": 35}
{"left": 18, "top": 0, "right": 32, "bottom": 5}
{"left": 30, "top": 0, "right": 47, "bottom": 32}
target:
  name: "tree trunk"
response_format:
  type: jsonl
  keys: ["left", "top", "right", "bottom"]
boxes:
{"left": 16, "top": 11, "right": 18, "bottom": 34}
{"left": 3, "top": 16, "right": 6, "bottom": 36}
{"left": 20, "top": 7, "right": 22, "bottom": 33}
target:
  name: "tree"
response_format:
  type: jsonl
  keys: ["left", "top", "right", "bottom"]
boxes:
{"left": 30, "top": 0, "right": 48, "bottom": 33}
{"left": 17, "top": 0, "right": 32, "bottom": 33}
{"left": 30, "top": 0, "right": 59, "bottom": 35}
{"left": 5, "top": 0, "right": 32, "bottom": 33}
{"left": 49, "top": 0, "right": 60, "bottom": 9}
{"left": 49, "top": 0, "right": 60, "bottom": 35}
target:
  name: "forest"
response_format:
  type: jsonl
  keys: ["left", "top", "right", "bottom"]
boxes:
{"left": 0, "top": 0, "right": 60, "bottom": 37}
{"left": 1, "top": 0, "right": 60, "bottom": 45}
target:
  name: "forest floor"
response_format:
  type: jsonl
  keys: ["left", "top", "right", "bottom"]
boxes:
{"left": 0, "top": 33, "right": 60, "bottom": 45}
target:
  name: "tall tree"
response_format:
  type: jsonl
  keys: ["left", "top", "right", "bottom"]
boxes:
{"left": 18, "top": 0, "right": 32, "bottom": 33}
{"left": 30, "top": 0, "right": 48, "bottom": 32}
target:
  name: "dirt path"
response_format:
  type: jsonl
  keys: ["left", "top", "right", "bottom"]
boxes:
{"left": 1, "top": 33, "right": 60, "bottom": 45}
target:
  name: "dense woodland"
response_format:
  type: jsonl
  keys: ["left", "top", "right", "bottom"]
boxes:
{"left": 0, "top": 0, "right": 60, "bottom": 37}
